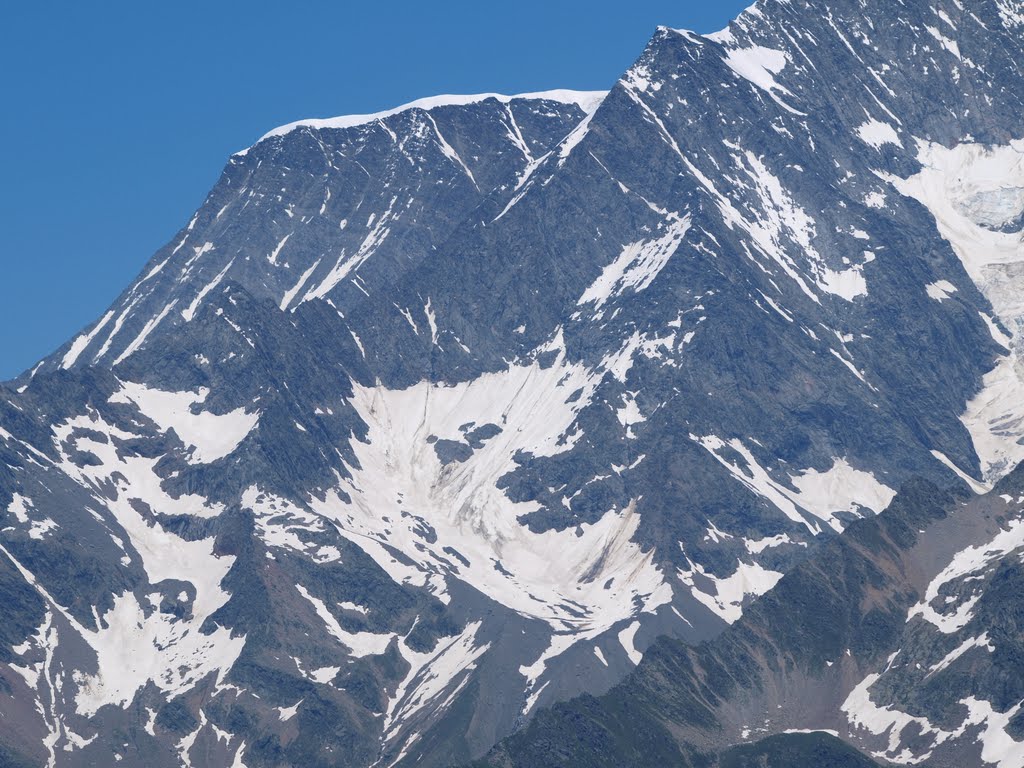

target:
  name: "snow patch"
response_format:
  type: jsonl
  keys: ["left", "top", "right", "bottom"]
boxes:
{"left": 294, "top": 584, "right": 394, "bottom": 658}
{"left": 908, "top": 516, "right": 1024, "bottom": 633}
{"left": 692, "top": 437, "right": 894, "bottom": 534}
{"left": 962, "top": 354, "right": 1024, "bottom": 484}
{"left": 617, "top": 621, "right": 643, "bottom": 665}
{"left": 61, "top": 311, "right": 115, "bottom": 369}
{"left": 927, "top": 633, "right": 994, "bottom": 677}
{"left": 577, "top": 216, "right": 691, "bottom": 309}
{"left": 381, "top": 621, "right": 491, "bottom": 758}
{"left": 721, "top": 45, "right": 803, "bottom": 114}
{"left": 678, "top": 557, "right": 783, "bottom": 624}
{"left": 110, "top": 381, "right": 259, "bottom": 464}
{"left": 857, "top": 119, "right": 902, "bottom": 149}
{"left": 47, "top": 414, "right": 243, "bottom": 716}
{"left": 890, "top": 140, "right": 1024, "bottom": 487}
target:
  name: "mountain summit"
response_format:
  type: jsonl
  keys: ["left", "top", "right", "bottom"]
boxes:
{"left": 3, "top": 0, "right": 1024, "bottom": 766}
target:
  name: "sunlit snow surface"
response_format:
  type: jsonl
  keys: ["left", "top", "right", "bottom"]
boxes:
{"left": 0, "top": 411, "right": 244, "bottom": 743}
{"left": 841, "top": 494, "right": 1024, "bottom": 766}
{"left": 315, "top": 335, "right": 672, "bottom": 638}
{"left": 692, "top": 435, "right": 895, "bottom": 534}
{"left": 246, "top": 90, "right": 607, "bottom": 150}
{"left": 110, "top": 380, "right": 260, "bottom": 464}
{"left": 891, "top": 140, "right": 1024, "bottom": 486}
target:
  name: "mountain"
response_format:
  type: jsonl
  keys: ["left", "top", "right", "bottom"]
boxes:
{"left": 473, "top": 468, "right": 1024, "bottom": 767}
{"left": 2, "top": 0, "right": 1024, "bottom": 765}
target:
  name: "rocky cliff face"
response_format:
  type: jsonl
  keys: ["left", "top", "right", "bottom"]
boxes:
{"left": 2, "top": 0, "right": 1024, "bottom": 765}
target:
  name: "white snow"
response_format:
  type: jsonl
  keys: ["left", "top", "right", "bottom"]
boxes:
{"left": 380, "top": 622, "right": 491, "bottom": 756}
{"left": 721, "top": 45, "right": 803, "bottom": 114}
{"left": 925, "top": 25, "right": 962, "bottom": 60}
{"left": 94, "top": 296, "right": 142, "bottom": 362}
{"left": 957, "top": 697, "right": 1024, "bottom": 768}
{"left": 961, "top": 354, "right": 1024, "bottom": 484}
{"left": 425, "top": 111, "right": 478, "bottom": 189}
{"left": 43, "top": 414, "right": 244, "bottom": 716}
{"left": 110, "top": 381, "right": 259, "bottom": 464}
{"left": 864, "top": 190, "right": 887, "bottom": 208}
{"left": 306, "top": 331, "right": 671, "bottom": 684}
{"left": 996, "top": 0, "right": 1024, "bottom": 28}
{"left": 230, "top": 741, "right": 249, "bottom": 768}
{"left": 577, "top": 216, "right": 691, "bottom": 309}
{"left": 300, "top": 196, "right": 399, "bottom": 303}
{"left": 842, "top": 671, "right": 946, "bottom": 758}
{"left": 6, "top": 493, "right": 57, "bottom": 540}
{"left": 931, "top": 450, "right": 990, "bottom": 494}
{"left": 908, "top": 515, "right": 1024, "bottom": 633}
{"left": 927, "top": 633, "right": 994, "bottom": 676}
{"left": 890, "top": 140, "right": 1024, "bottom": 315}
{"left": 182, "top": 260, "right": 233, "bottom": 322}
{"left": 307, "top": 665, "right": 340, "bottom": 684}
{"left": 844, "top": 668, "right": 1024, "bottom": 766}
{"left": 246, "top": 90, "right": 607, "bottom": 148}
{"left": 113, "top": 299, "right": 179, "bottom": 366}
{"left": 689, "top": 149, "right": 869, "bottom": 303}
{"left": 819, "top": 263, "right": 869, "bottom": 301}
{"left": 926, "top": 279, "right": 958, "bottom": 301}
{"left": 678, "top": 556, "right": 783, "bottom": 624}
{"left": 280, "top": 258, "right": 322, "bottom": 311}
{"left": 617, "top": 621, "right": 643, "bottom": 665}
{"left": 493, "top": 89, "right": 607, "bottom": 217}
{"left": 744, "top": 533, "right": 798, "bottom": 553}
{"left": 243, "top": 486, "right": 336, "bottom": 560}
{"left": 890, "top": 140, "right": 1024, "bottom": 487}
{"left": 789, "top": 458, "right": 897, "bottom": 529}
{"left": 294, "top": 584, "right": 394, "bottom": 658}
{"left": 692, "top": 437, "right": 894, "bottom": 534}
{"left": 6, "top": 493, "right": 30, "bottom": 523}
{"left": 61, "top": 310, "right": 115, "bottom": 369}
{"left": 74, "top": 588, "right": 243, "bottom": 717}
{"left": 268, "top": 233, "right": 291, "bottom": 265}
{"left": 424, "top": 298, "right": 439, "bottom": 346}
{"left": 857, "top": 119, "right": 902, "bottom": 149}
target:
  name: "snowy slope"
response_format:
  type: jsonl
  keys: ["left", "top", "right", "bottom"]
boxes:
{"left": 2, "top": 0, "right": 1024, "bottom": 765}
{"left": 477, "top": 468, "right": 1024, "bottom": 768}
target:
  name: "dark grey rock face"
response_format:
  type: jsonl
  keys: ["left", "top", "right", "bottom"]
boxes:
{"left": 2, "top": 0, "right": 1024, "bottom": 765}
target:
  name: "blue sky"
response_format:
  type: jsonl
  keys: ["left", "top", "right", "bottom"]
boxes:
{"left": 0, "top": 0, "right": 750, "bottom": 380}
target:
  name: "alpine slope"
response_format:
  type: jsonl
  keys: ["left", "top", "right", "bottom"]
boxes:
{"left": 2, "top": 0, "right": 1024, "bottom": 766}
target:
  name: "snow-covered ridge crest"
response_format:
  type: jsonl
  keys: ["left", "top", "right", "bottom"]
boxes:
{"left": 240, "top": 89, "right": 608, "bottom": 153}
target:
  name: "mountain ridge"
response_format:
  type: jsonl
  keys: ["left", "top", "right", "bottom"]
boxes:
{"left": 246, "top": 89, "right": 608, "bottom": 150}
{"left": 3, "top": 0, "right": 1024, "bottom": 765}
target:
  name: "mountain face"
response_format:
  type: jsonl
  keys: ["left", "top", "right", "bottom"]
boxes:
{"left": 2, "top": 0, "right": 1024, "bottom": 766}
{"left": 474, "top": 468, "right": 1024, "bottom": 767}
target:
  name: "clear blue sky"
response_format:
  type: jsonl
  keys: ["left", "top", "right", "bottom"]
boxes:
{"left": 0, "top": 0, "right": 750, "bottom": 381}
